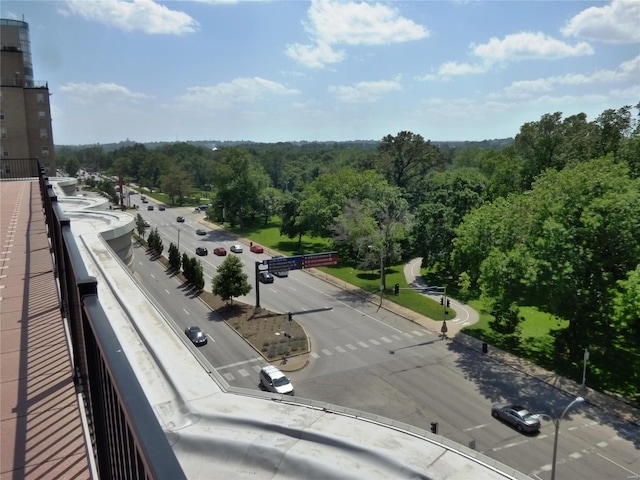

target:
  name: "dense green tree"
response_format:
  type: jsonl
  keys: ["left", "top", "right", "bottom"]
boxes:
{"left": 611, "top": 265, "right": 640, "bottom": 343}
{"left": 211, "top": 255, "right": 251, "bottom": 305}
{"left": 64, "top": 156, "right": 80, "bottom": 177}
{"left": 168, "top": 243, "right": 180, "bottom": 270}
{"left": 135, "top": 213, "right": 147, "bottom": 238}
{"left": 160, "top": 164, "right": 194, "bottom": 205}
{"left": 476, "top": 146, "right": 523, "bottom": 200}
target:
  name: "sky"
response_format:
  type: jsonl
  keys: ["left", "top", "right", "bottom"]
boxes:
{"left": 2, "top": 0, "right": 638, "bottom": 145}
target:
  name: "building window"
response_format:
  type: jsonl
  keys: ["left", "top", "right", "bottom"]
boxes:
{"left": 0, "top": 112, "right": 4, "bottom": 120}
{"left": 40, "top": 128, "right": 47, "bottom": 139}
{"left": 41, "top": 146, "right": 50, "bottom": 156}
{"left": 37, "top": 93, "right": 45, "bottom": 104}
{"left": 2, "top": 148, "right": 8, "bottom": 158}
{"left": 38, "top": 111, "right": 45, "bottom": 120}
{"left": 1, "top": 128, "right": 6, "bottom": 139}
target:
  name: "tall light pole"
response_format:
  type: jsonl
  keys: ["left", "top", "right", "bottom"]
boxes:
{"left": 540, "top": 396, "right": 585, "bottom": 480}
{"left": 176, "top": 227, "right": 182, "bottom": 253}
{"left": 581, "top": 348, "right": 589, "bottom": 390}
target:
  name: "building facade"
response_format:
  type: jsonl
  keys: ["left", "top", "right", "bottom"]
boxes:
{"left": 1, "top": 19, "right": 55, "bottom": 178}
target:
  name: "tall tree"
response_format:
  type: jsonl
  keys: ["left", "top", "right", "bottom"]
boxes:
{"left": 212, "top": 255, "right": 252, "bottom": 305}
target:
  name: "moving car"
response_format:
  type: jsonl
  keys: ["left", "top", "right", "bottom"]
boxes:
{"left": 196, "top": 229, "right": 207, "bottom": 236}
{"left": 213, "top": 247, "right": 227, "bottom": 256}
{"left": 250, "top": 244, "right": 264, "bottom": 253}
{"left": 230, "top": 244, "right": 243, "bottom": 253}
{"left": 176, "top": 216, "right": 185, "bottom": 223}
{"left": 158, "top": 206, "right": 166, "bottom": 211}
{"left": 491, "top": 404, "right": 540, "bottom": 433}
{"left": 258, "top": 271, "right": 274, "bottom": 284}
{"left": 196, "top": 247, "right": 208, "bottom": 256}
{"left": 147, "top": 205, "right": 154, "bottom": 211}
{"left": 270, "top": 254, "right": 289, "bottom": 277}
{"left": 259, "top": 365, "right": 294, "bottom": 396}
{"left": 143, "top": 220, "right": 150, "bottom": 227}
{"left": 184, "top": 326, "right": 207, "bottom": 346}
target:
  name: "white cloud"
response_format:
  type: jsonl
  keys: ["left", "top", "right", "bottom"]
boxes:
{"left": 58, "top": 82, "right": 151, "bottom": 103}
{"left": 562, "top": 0, "right": 640, "bottom": 44}
{"left": 286, "top": 0, "right": 428, "bottom": 68}
{"left": 504, "top": 54, "right": 640, "bottom": 98}
{"left": 438, "top": 61, "right": 490, "bottom": 77}
{"left": 59, "top": 0, "right": 198, "bottom": 35}
{"left": 472, "top": 32, "right": 594, "bottom": 62}
{"left": 177, "top": 77, "right": 300, "bottom": 109}
{"left": 328, "top": 79, "right": 402, "bottom": 103}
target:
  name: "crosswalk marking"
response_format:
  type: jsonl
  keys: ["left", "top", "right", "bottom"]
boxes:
{"left": 223, "top": 372, "right": 235, "bottom": 381}
{"left": 412, "top": 330, "right": 424, "bottom": 337}
{"left": 357, "top": 341, "right": 370, "bottom": 348}
{"left": 335, "top": 346, "right": 346, "bottom": 353}
{"left": 380, "top": 337, "right": 392, "bottom": 343}
{"left": 321, "top": 349, "right": 333, "bottom": 356}
{"left": 310, "top": 351, "right": 320, "bottom": 358}
{"left": 346, "top": 344, "right": 357, "bottom": 350}
{"left": 369, "top": 339, "right": 380, "bottom": 345}
{"left": 238, "top": 369, "right": 250, "bottom": 377}
{"left": 391, "top": 334, "right": 403, "bottom": 341}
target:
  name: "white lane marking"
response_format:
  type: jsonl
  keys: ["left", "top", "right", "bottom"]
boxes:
{"left": 223, "top": 372, "right": 235, "bottom": 381}
{"left": 380, "top": 337, "right": 392, "bottom": 343}
{"left": 369, "top": 339, "right": 380, "bottom": 346}
{"left": 357, "top": 341, "right": 369, "bottom": 348}
{"left": 492, "top": 439, "right": 529, "bottom": 451}
{"left": 150, "top": 273, "right": 155, "bottom": 279}
{"left": 596, "top": 452, "right": 639, "bottom": 476}
{"left": 238, "top": 369, "right": 250, "bottom": 378}
{"left": 463, "top": 424, "right": 487, "bottom": 432}
{"left": 165, "top": 289, "right": 170, "bottom": 294}
{"left": 335, "top": 346, "right": 346, "bottom": 353}
{"left": 183, "top": 308, "right": 189, "bottom": 315}
{"left": 310, "top": 351, "right": 320, "bottom": 359}
{"left": 403, "top": 332, "right": 413, "bottom": 338}
{"left": 346, "top": 344, "right": 357, "bottom": 350}
{"left": 391, "top": 334, "right": 403, "bottom": 341}
{"left": 596, "top": 441, "right": 608, "bottom": 448}
{"left": 412, "top": 330, "right": 424, "bottom": 336}
{"left": 569, "top": 452, "right": 582, "bottom": 459}
{"left": 218, "top": 357, "right": 263, "bottom": 370}
{"left": 321, "top": 349, "right": 333, "bottom": 356}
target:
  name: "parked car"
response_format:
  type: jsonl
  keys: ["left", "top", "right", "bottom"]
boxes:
{"left": 270, "top": 254, "right": 289, "bottom": 277}
{"left": 196, "top": 247, "right": 208, "bottom": 256}
{"left": 259, "top": 365, "right": 294, "bottom": 395}
{"left": 158, "top": 206, "right": 165, "bottom": 211}
{"left": 258, "top": 271, "right": 274, "bottom": 284}
{"left": 196, "top": 229, "right": 207, "bottom": 236}
{"left": 143, "top": 220, "right": 150, "bottom": 227}
{"left": 213, "top": 247, "right": 227, "bottom": 256}
{"left": 230, "top": 244, "right": 243, "bottom": 253}
{"left": 176, "top": 216, "right": 185, "bottom": 222}
{"left": 250, "top": 244, "right": 264, "bottom": 253}
{"left": 184, "top": 326, "right": 207, "bottom": 346}
{"left": 491, "top": 404, "right": 540, "bottom": 433}
{"left": 147, "top": 205, "right": 154, "bottom": 211}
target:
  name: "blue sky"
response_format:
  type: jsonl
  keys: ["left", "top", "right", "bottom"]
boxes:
{"left": 2, "top": 0, "right": 638, "bottom": 145}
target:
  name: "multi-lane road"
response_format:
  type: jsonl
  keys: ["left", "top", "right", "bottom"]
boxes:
{"left": 132, "top": 198, "right": 639, "bottom": 480}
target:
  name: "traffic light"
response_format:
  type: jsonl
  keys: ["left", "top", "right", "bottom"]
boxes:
{"left": 394, "top": 283, "right": 400, "bottom": 295}
{"left": 446, "top": 299, "right": 450, "bottom": 308}
{"left": 440, "top": 297, "right": 444, "bottom": 305}
{"left": 430, "top": 422, "right": 438, "bottom": 434}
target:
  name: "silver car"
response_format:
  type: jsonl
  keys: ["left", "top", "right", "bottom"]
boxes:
{"left": 491, "top": 404, "right": 540, "bottom": 433}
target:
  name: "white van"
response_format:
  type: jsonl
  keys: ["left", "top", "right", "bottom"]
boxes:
{"left": 259, "top": 365, "right": 294, "bottom": 396}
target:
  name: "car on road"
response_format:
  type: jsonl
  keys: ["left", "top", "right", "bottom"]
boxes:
{"left": 196, "top": 229, "right": 207, "bottom": 236}
{"left": 230, "top": 244, "right": 243, "bottom": 253}
{"left": 184, "top": 326, "right": 207, "bottom": 346}
{"left": 250, "top": 244, "right": 264, "bottom": 253}
{"left": 147, "top": 205, "right": 154, "bottom": 210}
{"left": 158, "top": 206, "right": 165, "bottom": 211}
{"left": 258, "top": 271, "right": 274, "bottom": 284}
{"left": 196, "top": 247, "right": 208, "bottom": 256}
{"left": 491, "top": 404, "right": 540, "bottom": 433}
{"left": 143, "top": 220, "right": 150, "bottom": 227}
{"left": 213, "top": 247, "right": 227, "bottom": 256}
{"left": 270, "top": 254, "right": 289, "bottom": 277}
{"left": 259, "top": 365, "right": 294, "bottom": 396}
{"left": 176, "top": 216, "right": 185, "bottom": 222}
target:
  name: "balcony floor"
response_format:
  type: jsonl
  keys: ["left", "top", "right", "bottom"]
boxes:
{"left": 1, "top": 180, "right": 93, "bottom": 479}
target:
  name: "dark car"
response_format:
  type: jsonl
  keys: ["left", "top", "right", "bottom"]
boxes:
{"left": 270, "top": 255, "right": 289, "bottom": 277}
{"left": 158, "top": 206, "right": 166, "bottom": 211}
{"left": 196, "top": 247, "right": 208, "bottom": 256}
{"left": 491, "top": 404, "right": 540, "bottom": 433}
{"left": 213, "top": 247, "right": 227, "bottom": 256}
{"left": 184, "top": 326, "right": 207, "bottom": 346}
{"left": 258, "top": 271, "right": 274, "bottom": 284}
{"left": 147, "top": 205, "right": 154, "bottom": 211}
{"left": 177, "top": 216, "right": 185, "bottom": 222}
{"left": 196, "top": 229, "right": 207, "bottom": 236}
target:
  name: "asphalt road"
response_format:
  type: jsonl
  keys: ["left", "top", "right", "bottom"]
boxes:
{"left": 132, "top": 200, "right": 639, "bottom": 480}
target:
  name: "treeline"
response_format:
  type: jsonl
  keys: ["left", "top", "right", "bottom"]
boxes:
{"left": 59, "top": 104, "right": 640, "bottom": 373}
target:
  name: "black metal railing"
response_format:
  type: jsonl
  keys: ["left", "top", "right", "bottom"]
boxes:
{"left": 38, "top": 164, "right": 186, "bottom": 480}
{"left": 1, "top": 158, "right": 41, "bottom": 180}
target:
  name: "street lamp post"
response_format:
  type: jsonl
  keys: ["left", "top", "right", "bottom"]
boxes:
{"left": 581, "top": 348, "right": 589, "bottom": 390}
{"left": 540, "top": 396, "right": 585, "bottom": 480}
{"left": 177, "top": 227, "right": 182, "bottom": 253}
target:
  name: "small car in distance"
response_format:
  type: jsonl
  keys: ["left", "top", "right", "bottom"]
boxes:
{"left": 250, "top": 244, "right": 264, "bottom": 253}
{"left": 196, "top": 247, "right": 208, "bottom": 256}
{"left": 176, "top": 216, "right": 185, "bottom": 222}
{"left": 158, "top": 206, "right": 166, "bottom": 211}
{"left": 491, "top": 404, "right": 540, "bottom": 433}
{"left": 230, "top": 244, "right": 243, "bottom": 253}
{"left": 196, "top": 229, "right": 207, "bottom": 236}
{"left": 258, "top": 271, "right": 274, "bottom": 284}
{"left": 147, "top": 205, "right": 154, "bottom": 211}
{"left": 184, "top": 326, "right": 207, "bottom": 346}
{"left": 213, "top": 247, "right": 227, "bottom": 256}
{"left": 143, "top": 220, "right": 151, "bottom": 227}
